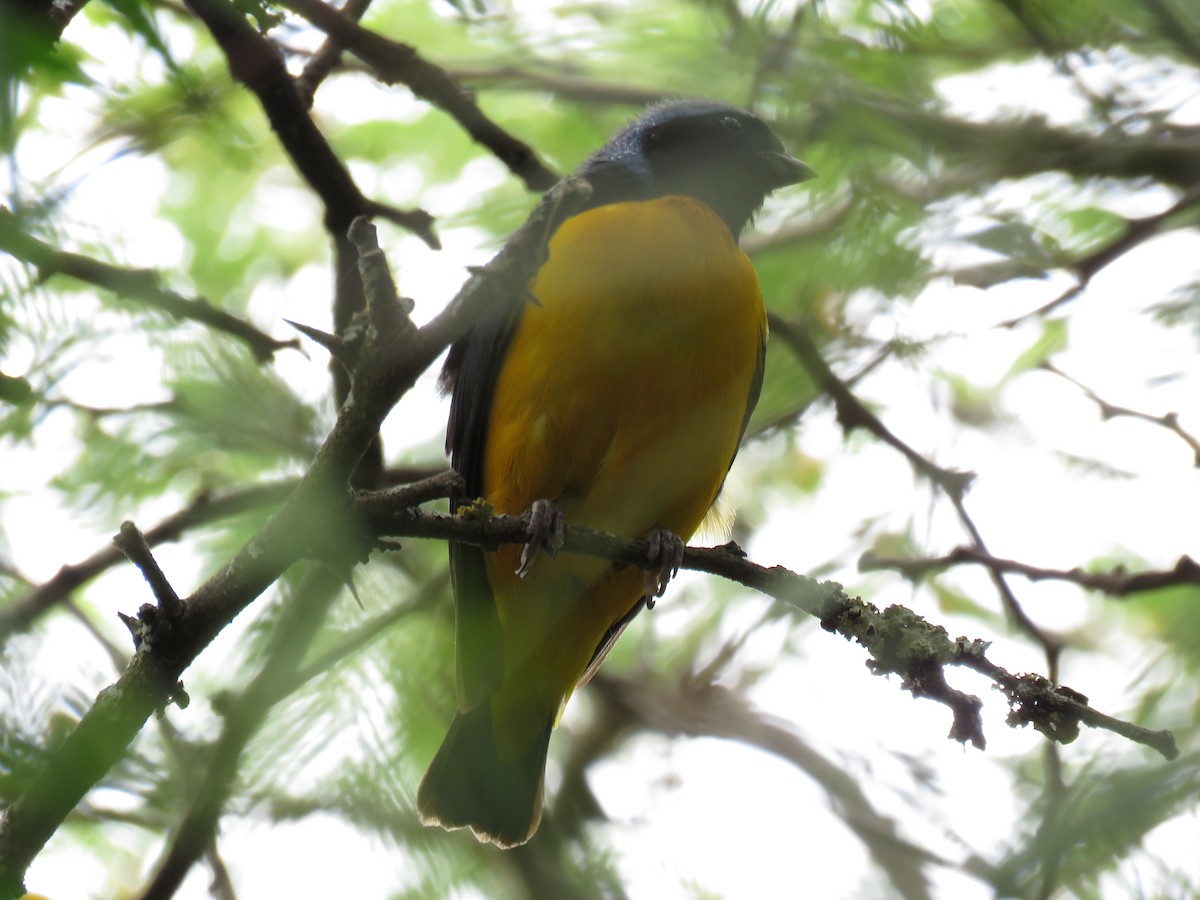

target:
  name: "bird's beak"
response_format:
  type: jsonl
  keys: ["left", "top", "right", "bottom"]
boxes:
{"left": 758, "top": 151, "right": 817, "bottom": 188}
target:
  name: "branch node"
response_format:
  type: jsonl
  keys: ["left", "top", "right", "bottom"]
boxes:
{"left": 159, "top": 681, "right": 191, "bottom": 716}
{"left": 715, "top": 539, "right": 748, "bottom": 558}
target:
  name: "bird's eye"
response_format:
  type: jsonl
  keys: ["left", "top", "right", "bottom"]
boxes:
{"left": 719, "top": 115, "right": 744, "bottom": 134}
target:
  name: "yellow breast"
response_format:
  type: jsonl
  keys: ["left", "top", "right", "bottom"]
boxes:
{"left": 486, "top": 195, "right": 765, "bottom": 532}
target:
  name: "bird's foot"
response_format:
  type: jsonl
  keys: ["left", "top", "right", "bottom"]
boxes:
{"left": 643, "top": 528, "right": 684, "bottom": 609}
{"left": 517, "top": 499, "right": 566, "bottom": 577}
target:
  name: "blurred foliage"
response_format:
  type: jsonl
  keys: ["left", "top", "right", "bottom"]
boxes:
{"left": 1, "top": 0, "right": 1199, "bottom": 897}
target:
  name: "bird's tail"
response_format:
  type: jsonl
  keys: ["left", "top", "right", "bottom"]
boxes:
{"left": 417, "top": 702, "right": 552, "bottom": 848}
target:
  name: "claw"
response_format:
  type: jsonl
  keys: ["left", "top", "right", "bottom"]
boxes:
{"left": 517, "top": 499, "right": 566, "bottom": 577}
{"left": 643, "top": 527, "right": 684, "bottom": 608}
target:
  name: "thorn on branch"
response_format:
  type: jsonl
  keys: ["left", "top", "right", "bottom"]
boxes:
{"left": 284, "top": 318, "right": 352, "bottom": 368}
{"left": 166, "top": 681, "right": 191, "bottom": 714}
{"left": 316, "top": 562, "right": 363, "bottom": 609}
{"left": 117, "top": 609, "right": 148, "bottom": 650}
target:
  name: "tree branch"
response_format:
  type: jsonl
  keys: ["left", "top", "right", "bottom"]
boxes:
{"left": 113, "top": 522, "right": 183, "bottom": 621}
{"left": 862, "top": 545, "right": 1200, "bottom": 598}
{"left": 136, "top": 568, "right": 343, "bottom": 900}
{"left": 770, "top": 314, "right": 1064, "bottom": 665}
{"left": 0, "top": 0, "right": 92, "bottom": 60}
{"left": 0, "top": 208, "right": 297, "bottom": 363}
{"left": 767, "top": 314, "right": 974, "bottom": 498}
{"left": 448, "top": 65, "right": 669, "bottom": 107}
{"left": 277, "top": 0, "right": 560, "bottom": 192}
{"left": 1042, "top": 361, "right": 1200, "bottom": 467}
{"left": 139, "top": 561, "right": 450, "bottom": 897}
{"left": 0, "top": 482, "right": 295, "bottom": 647}
{"left": 293, "top": 0, "right": 374, "bottom": 106}
{"left": 1003, "top": 185, "right": 1200, "bottom": 325}
{"left": 356, "top": 502, "right": 1180, "bottom": 761}
{"left": 959, "top": 651, "right": 1177, "bottom": 758}
{"left": 183, "top": 0, "right": 438, "bottom": 247}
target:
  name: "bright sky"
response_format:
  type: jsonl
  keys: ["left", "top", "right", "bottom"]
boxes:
{"left": 3, "top": 8, "right": 1199, "bottom": 900}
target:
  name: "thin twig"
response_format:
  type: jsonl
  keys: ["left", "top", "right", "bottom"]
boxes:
{"left": 0, "top": 209, "right": 296, "bottom": 363}
{"left": 183, "top": 0, "right": 438, "bottom": 248}
{"left": 0, "top": 482, "right": 295, "bottom": 645}
{"left": 949, "top": 493, "right": 1064, "bottom": 677}
{"left": 770, "top": 314, "right": 1063, "bottom": 667}
{"left": 277, "top": 0, "right": 559, "bottom": 192}
{"left": 1003, "top": 185, "right": 1200, "bottom": 326}
{"left": 767, "top": 315, "right": 974, "bottom": 498}
{"left": 448, "top": 65, "right": 668, "bottom": 107}
{"left": 862, "top": 546, "right": 1200, "bottom": 597}
{"left": 1042, "top": 361, "right": 1200, "bottom": 467}
{"left": 960, "top": 651, "right": 1177, "bottom": 759}
{"left": 294, "top": 0, "right": 374, "bottom": 106}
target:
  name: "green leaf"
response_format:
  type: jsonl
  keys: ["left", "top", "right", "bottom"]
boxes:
{"left": 1006, "top": 318, "right": 1068, "bottom": 379}
{"left": 966, "top": 221, "right": 1058, "bottom": 267}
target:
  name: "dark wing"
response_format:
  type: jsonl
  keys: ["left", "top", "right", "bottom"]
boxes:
{"left": 731, "top": 332, "right": 767, "bottom": 472}
{"left": 442, "top": 152, "right": 640, "bottom": 494}
{"left": 442, "top": 305, "right": 524, "bottom": 710}
{"left": 443, "top": 304, "right": 522, "bottom": 503}
{"left": 578, "top": 596, "right": 646, "bottom": 689}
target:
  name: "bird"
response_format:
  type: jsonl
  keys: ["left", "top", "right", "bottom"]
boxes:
{"left": 418, "top": 98, "right": 814, "bottom": 848}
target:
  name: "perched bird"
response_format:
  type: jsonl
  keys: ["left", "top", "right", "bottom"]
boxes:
{"left": 418, "top": 99, "right": 813, "bottom": 847}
